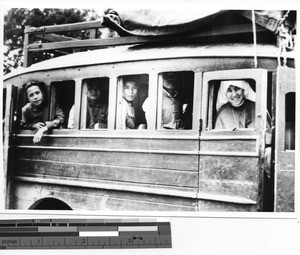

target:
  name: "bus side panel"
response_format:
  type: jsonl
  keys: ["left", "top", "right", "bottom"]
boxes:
{"left": 15, "top": 135, "right": 199, "bottom": 151}
{"left": 12, "top": 181, "right": 197, "bottom": 211}
{"left": 274, "top": 66, "right": 295, "bottom": 212}
{"left": 16, "top": 148, "right": 198, "bottom": 171}
{"left": 198, "top": 200, "right": 258, "bottom": 212}
{"left": 16, "top": 158, "right": 198, "bottom": 188}
{"left": 198, "top": 137, "right": 260, "bottom": 211}
{"left": 276, "top": 171, "right": 295, "bottom": 212}
{"left": 13, "top": 135, "right": 199, "bottom": 210}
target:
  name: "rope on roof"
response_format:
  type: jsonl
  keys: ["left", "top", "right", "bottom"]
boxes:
{"left": 251, "top": 10, "right": 258, "bottom": 68}
{"left": 277, "top": 11, "right": 294, "bottom": 66}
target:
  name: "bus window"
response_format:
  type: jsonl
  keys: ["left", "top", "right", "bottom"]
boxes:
{"left": 50, "top": 80, "right": 75, "bottom": 129}
{"left": 209, "top": 79, "right": 256, "bottom": 130}
{"left": 285, "top": 92, "right": 295, "bottom": 150}
{"left": 154, "top": 71, "right": 194, "bottom": 130}
{"left": 117, "top": 74, "right": 148, "bottom": 130}
{"left": 79, "top": 77, "right": 109, "bottom": 130}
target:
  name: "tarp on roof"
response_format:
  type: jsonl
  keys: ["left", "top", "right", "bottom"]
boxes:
{"left": 102, "top": 9, "right": 225, "bottom": 36}
{"left": 102, "top": 9, "right": 296, "bottom": 37}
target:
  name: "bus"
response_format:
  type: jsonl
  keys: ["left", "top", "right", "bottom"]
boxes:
{"left": 2, "top": 9, "right": 296, "bottom": 212}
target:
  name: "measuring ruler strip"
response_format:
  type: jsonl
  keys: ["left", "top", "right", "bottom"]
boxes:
{"left": 0, "top": 219, "right": 171, "bottom": 249}
{"left": 0, "top": 235, "right": 172, "bottom": 249}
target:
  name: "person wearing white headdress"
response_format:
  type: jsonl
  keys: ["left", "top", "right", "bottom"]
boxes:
{"left": 214, "top": 80, "right": 256, "bottom": 130}
{"left": 215, "top": 80, "right": 272, "bottom": 179}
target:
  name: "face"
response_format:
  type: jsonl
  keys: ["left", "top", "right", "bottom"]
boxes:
{"left": 87, "top": 84, "right": 101, "bottom": 100}
{"left": 226, "top": 85, "right": 245, "bottom": 106}
{"left": 26, "top": 85, "right": 43, "bottom": 106}
{"left": 123, "top": 81, "right": 138, "bottom": 102}
{"left": 162, "top": 72, "right": 177, "bottom": 90}
{"left": 108, "top": 13, "right": 121, "bottom": 25}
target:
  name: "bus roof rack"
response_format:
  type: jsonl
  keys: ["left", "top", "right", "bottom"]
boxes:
{"left": 23, "top": 10, "right": 294, "bottom": 67}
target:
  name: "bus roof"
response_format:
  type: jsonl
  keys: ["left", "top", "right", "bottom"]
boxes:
{"left": 4, "top": 43, "right": 294, "bottom": 81}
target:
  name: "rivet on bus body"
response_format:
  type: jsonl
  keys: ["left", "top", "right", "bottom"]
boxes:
{"left": 257, "top": 114, "right": 262, "bottom": 118}
{"left": 78, "top": 68, "right": 80, "bottom": 71}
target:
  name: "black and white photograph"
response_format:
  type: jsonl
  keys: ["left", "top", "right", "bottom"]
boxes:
{"left": 1, "top": 1, "right": 299, "bottom": 254}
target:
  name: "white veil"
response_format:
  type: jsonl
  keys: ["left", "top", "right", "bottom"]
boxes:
{"left": 216, "top": 80, "right": 256, "bottom": 112}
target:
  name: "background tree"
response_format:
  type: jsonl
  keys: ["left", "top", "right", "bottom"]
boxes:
{"left": 3, "top": 8, "right": 100, "bottom": 75}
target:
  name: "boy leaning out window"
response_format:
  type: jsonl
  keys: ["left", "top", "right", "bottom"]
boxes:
{"left": 21, "top": 81, "right": 65, "bottom": 143}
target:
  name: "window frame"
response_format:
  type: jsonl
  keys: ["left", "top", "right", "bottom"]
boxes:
{"left": 284, "top": 91, "right": 296, "bottom": 151}
{"left": 115, "top": 73, "right": 150, "bottom": 130}
{"left": 201, "top": 69, "right": 268, "bottom": 137}
{"left": 205, "top": 79, "right": 257, "bottom": 131}
{"left": 156, "top": 70, "right": 196, "bottom": 131}
{"left": 79, "top": 77, "right": 110, "bottom": 130}
{"left": 50, "top": 80, "right": 75, "bottom": 130}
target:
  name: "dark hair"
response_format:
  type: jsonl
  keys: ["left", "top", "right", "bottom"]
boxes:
{"left": 84, "top": 78, "right": 109, "bottom": 103}
{"left": 104, "top": 8, "right": 119, "bottom": 16}
{"left": 85, "top": 78, "right": 103, "bottom": 88}
{"left": 24, "top": 81, "right": 47, "bottom": 105}
{"left": 24, "top": 81, "right": 46, "bottom": 94}
{"left": 123, "top": 75, "right": 139, "bottom": 86}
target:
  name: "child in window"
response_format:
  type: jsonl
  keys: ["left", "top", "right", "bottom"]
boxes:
{"left": 67, "top": 79, "right": 108, "bottom": 129}
{"left": 121, "top": 76, "right": 146, "bottom": 129}
{"left": 21, "top": 81, "right": 65, "bottom": 143}
{"left": 121, "top": 77, "right": 138, "bottom": 129}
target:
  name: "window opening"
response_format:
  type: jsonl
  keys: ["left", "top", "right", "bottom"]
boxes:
{"left": 155, "top": 71, "right": 194, "bottom": 130}
{"left": 78, "top": 77, "right": 109, "bottom": 130}
{"left": 118, "top": 74, "right": 148, "bottom": 130}
{"left": 285, "top": 92, "right": 295, "bottom": 150}
{"left": 51, "top": 80, "right": 75, "bottom": 129}
{"left": 208, "top": 79, "right": 256, "bottom": 130}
